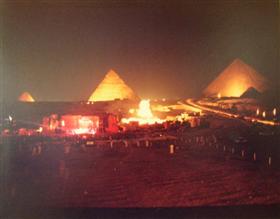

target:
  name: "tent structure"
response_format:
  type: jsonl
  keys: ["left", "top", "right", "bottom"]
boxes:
{"left": 88, "top": 69, "right": 139, "bottom": 102}
{"left": 203, "top": 59, "right": 268, "bottom": 97}
{"left": 18, "top": 92, "right": 35, "bottom": 102}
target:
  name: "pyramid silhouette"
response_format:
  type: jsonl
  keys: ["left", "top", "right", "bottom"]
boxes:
{"left": 203, "top": 59, "right": 268, "bottom": 97}
{"left": 88, "top": 70, "right": 139, "bottom": 102}
{"left": 240, "top": 87, "right": 261, "bottom": 99}
{"left": 18, "top": 92, "right": 35, "bottom": 102}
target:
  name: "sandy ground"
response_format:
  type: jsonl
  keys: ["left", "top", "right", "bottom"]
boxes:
{"left": 5, "top": 138, "right": 280, "bottom": 209}
{"left": 1, "top": 115, "right": 279, "bottom": 215}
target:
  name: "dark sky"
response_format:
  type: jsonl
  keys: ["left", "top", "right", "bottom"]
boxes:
{"left": 1, "top": 0, "right": 279, "bottom": 101}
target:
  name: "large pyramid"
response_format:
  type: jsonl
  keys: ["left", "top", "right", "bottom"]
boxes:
{"left": 203, "top": 59, "right": 268, "bottom": 97}
{"left": 88, "top": 69, "right": 139, "bottom": 102}
{"left": 18, "top": 92, "right": 35, "bottom": 102}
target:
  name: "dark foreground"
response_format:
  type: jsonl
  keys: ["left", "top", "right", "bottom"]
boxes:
{"left": 1, "top": 117, "right": 280, "bottom": 218}
{"left": 2, "top": 142, "right": 280, "bottom": 218}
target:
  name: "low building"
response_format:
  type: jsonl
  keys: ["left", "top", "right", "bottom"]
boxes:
{"left": 42, "top": 113, "right": 119, "bottom": 135}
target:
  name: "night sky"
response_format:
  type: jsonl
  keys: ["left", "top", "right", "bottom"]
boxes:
{"left": 1, "top": 1, "right": 279, "bottom": 101}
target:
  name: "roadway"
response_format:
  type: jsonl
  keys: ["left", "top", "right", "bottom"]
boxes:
{"left": 183, "top": 99, "right": 280, "bottom": 126}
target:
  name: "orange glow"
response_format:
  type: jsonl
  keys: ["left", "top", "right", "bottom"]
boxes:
{"left": 151, "top": 105, "right": 171, "bottom": 112}
{"left": 122, "top": 99, "right": 164, "bottom": 125}
{"left": 79, "top": 117, "right": 93, "bottom": 129}
{"left": 169, "top": 144, "right": 175, "bottom": 154}
{"left": 88, "top": 70, "right": 138, "bottom": 102}
{"left": 256, "top": 108, "right": 260, "bottom": 116}
{"left": 217, "top": 93, "right": 221, "bottom": 99}
{"left": 262, "top": 111, "right": 266, "bottom": 118}
{"left": 137, "top": 100, "right": 153, "bottom": 118}
{"left": 203, "top": 59, "right": 268, "bottom": 97}
{"left": 72, "top": 128, "right": 96, "bottom": 135}
{"left": 178, "top": 101, "right": 202, "bottom": 113}
{"left": 226, "top": 83, "right": 246, "bottom": 97}
{"left": 37, "top": 127, "right": 43, "bottom": 133}
{"left": 129, "top": 108, "right": 135, "bottom": 114}
{"left": 69, "top": 117, "right": 97, "bottom": 135}
{"left": 18, "top": 92, "right": 35, "bottom": 102}
{"left": 273, "top": 108, "right": 277, "bottom": 116}
{"left": 59, "top": 115, "right": 99, "bottom": 135}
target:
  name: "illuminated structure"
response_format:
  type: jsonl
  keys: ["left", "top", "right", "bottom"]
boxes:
{"left": 18, "top": 92, "right": 35, "bottom": 102}
{"left": 60, "top": 115, "right": 99, "bottom": 135}
{"left": 121, "top": 99, "right": 164, "bottom": 125}
{"left": 203, "top": 59, "right": 268, "bottom": 97}
{"left": 88, "top": 69, "right": 139, "bottom": 102}
{"left": 42, "top": 113, "right": 119, "bottom": 135}
{"left": 137, "top": 99, "right": 153, "bottom": 118}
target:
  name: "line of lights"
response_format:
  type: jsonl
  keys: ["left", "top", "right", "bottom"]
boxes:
{"left": 186, "top": 99, "right": 280, "bottom": 126}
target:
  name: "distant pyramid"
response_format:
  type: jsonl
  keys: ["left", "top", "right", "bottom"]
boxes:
{"left": 240, "top": 87, "right": 261, "bottom": 99}
{"left": 203, "top": 59, "right": 268, "bottom": 97}
{"left": 18, "top": 92, "right": 35, "bottom": 102}
{"left": 88, "top": 69, "right": 139, "bottom": 102}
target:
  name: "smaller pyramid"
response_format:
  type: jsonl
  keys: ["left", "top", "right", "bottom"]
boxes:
{"left": 203, "top": 58, "right": 268, "bottom": 97}
{"left": 240, "top": 87, "right": 261, "bottom": 99}
{"left": 88, "top": 69, "right": 139, "bottom": 102}
{"left": 18, "top": 92, "right": 35, "bottom": 102}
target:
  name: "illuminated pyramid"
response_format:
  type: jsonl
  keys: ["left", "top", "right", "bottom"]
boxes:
{"left": 88, "top": 69, "right": 139, "bottom": 102}
{"left": 203, "top": 59, "right": 268, "bottom": 97}
{"left": 18, "top": 92, "right": 35, "bottom": 102}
